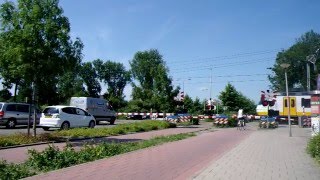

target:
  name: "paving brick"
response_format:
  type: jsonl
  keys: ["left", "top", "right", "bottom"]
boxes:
{"left": 22, "top": 123, "right": 251, "bottom": 179}
{"left": 193, "top": 125, "right": 320, "bottom": 180}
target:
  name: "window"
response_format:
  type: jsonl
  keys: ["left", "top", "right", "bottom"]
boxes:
{"left": 17, "top": 105, "right": 29, "bottom": 113}
{"left": 62, "top": 107, "right": 76, "bottom": 114}
{"left": 284, "top": 99, "right": 288, "bottom": 107}
{"left": 301, "top": 98, "right": 311, "bottom": 108}
{"left": 291, "top": 99, "right": 295, "bottom": 108}
{"left": 76, "top": 108, "right": 85, "bottom": 116}
{"left": 6, "top": 104, "right": 17, "bottom": 111}
{"left": 43, "top": 108, "right": 59, "bottom": 115}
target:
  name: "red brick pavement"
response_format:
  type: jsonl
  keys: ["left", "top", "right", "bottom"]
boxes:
{"left": 24, "top": 127, "right": 253, "bottom": 180}
{"left": 0, "top": 124, "right": 210, "bottom": 163}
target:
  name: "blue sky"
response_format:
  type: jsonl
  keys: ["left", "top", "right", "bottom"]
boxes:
{"left": 2, "top": 0, "right": 320, "bottom": 103}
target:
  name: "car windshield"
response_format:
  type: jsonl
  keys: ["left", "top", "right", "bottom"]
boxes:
{"left": 43, "top": 107, "right": 59, "bottom": 115}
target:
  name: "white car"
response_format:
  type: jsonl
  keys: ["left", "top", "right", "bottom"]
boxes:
{"left": 40, "top": 105, "right": 96, "bottom": 130}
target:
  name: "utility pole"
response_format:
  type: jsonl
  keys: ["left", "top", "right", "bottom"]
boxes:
{"left": 210, "top": 67, "right": 213, "bottom": 99}
{"left": 306, "top": 48, "right": 319, "bottom": 91}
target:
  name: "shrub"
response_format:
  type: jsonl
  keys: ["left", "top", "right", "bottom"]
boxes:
{"left": 0, "top": 121, "right": 175, "bottom": 148}
{"left": 0, "top": 160, "right": 35, "bottom": 179}
{"left": 26, "top": 133, "right": 195, "bottom": 172}
{"left": 227, "top": 118, "right": 238, "bottom": 127}
{"left": 307, "top": 134, "right": 320, "bottom": 164}
{"left": 191, "top": 118, "right": 199, "bottom": 125}
{"left": 116, "top": 115, "right": 127, "bottom": 120}
{"left": 204, "top": 118, "right": 213, "bottom": 122}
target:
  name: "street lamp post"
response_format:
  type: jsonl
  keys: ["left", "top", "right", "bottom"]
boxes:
{"left": 280, "top": 63, "right": 291, "bottom": 137}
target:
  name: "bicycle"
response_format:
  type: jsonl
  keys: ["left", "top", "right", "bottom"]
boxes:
{"left": 237, "top": 119, "right": 245, "bottom": 130}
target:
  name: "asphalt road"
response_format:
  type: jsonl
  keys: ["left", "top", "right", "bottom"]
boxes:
{"left": 0, "top": 119, "right": 148, "bottom": 136}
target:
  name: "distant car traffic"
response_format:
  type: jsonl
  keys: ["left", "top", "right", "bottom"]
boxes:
{"left": 40, "top": 105, "right": 96, "bottom": 130}
{"left": 126, "top": 114, "right": 150, "bottom": 120}
{"left": 215, "top": 114, "right": 228, "bottom": 118}
{"left": 165, "top": 113, "right": 191, "bottom": 120}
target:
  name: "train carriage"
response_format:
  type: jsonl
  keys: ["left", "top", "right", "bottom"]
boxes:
{"left": 256, "top": 92, "right": 311, "bottom": 122}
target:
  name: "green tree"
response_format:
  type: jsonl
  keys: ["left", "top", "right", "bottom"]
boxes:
{"left": 182, "top": 94, "right": 193, "bottom": 113}
{"left": 0, "top": 0, "right": 83, "bottom": 105}
{"left": 219, "top": 83, "right": 256, "bottom": 114}
{"left": 269, "top": 30, "right": 320, "bottom": 91}
{"left": 189, "top": 97, "right": 203, "bottom": 115}
{"left": 129, "top": 49, "right": 179, "bottom": 112}
{"left": 93, "top": 59, "right": 131, "bottom": 110}
{"left": 80, "top": 62, "right": 101, "bottom": 98}
{"left": 0, "top": 88, "right": 11, "bottom": 101}
{"left": 56, "top": 71, "right": 87, "bottom": 103}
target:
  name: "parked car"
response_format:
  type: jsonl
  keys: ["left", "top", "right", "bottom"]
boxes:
{"left": 0, "top": 102, "right": 41, "bottom": 128}
{"left": 39, "top": 105, "right": 96, "bottom": 130}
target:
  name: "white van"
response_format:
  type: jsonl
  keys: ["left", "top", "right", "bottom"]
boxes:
{"left": 70, "top": 97, "right": 116, "bottom": 125}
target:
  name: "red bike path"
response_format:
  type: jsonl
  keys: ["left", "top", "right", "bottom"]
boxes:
{"left": 15, "top": 122, "right": 253, "bottom": 180}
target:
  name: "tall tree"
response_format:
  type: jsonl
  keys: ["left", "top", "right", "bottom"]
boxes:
{"left": 0, "top": 0, "right": 83, "bottom": 104}
{"left": 219, "top": 83, "right": 256, "bottom": 114}
{"left": 129, "top": 49, "right": 179, "bottom": 112}
{"left": 80, "top": 62, "right": 101, "bottom": 98}
{"left": 269, "top": 30, "right": 320, "bottom": 91}
{"left": 93, "top": 59, "right": 131, "bottom": 110}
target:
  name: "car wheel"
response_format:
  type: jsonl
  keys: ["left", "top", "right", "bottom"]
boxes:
{"left": 61, "top": 122, "right": 70, "bottom": 130}
{"left": 109, "top": 117, "right": 116, "bottom": 125}
{"left": 42, "top": 127, "right": 50, "bottom": 131}
{"left": 89, "top": 120, "right": 95, "bottom": 128}
{"left": 6, "top": 119, "right": 16, "bottom": 129}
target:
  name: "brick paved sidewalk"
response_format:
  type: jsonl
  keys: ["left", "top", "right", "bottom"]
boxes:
{"left": 0, "top": 122, "right": 212, "bottom": 163}
{"left": 193, "top": 125, "right": 320, "bottom": 180}
{"left": 23, "top": 123, "right": 253, "bottom": 180}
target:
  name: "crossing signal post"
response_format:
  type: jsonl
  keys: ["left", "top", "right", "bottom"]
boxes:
{"left": 206, "top": 98, "right": 215, "bottom": 111}
{"left": 261, "top": 90, "right": 277, "bottom": 117}
{"left": 181, "top": 91, "right": 185, "bottom": 109}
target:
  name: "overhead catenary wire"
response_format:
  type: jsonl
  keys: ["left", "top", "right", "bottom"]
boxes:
{"left": 170, "top": 57, "right": 274, "bottom": 74}
{"left": 166, "top": 48, "right": 281, "bottom": 65}
{"left": 172, "top": 73, "right": 269, "bottom": 80}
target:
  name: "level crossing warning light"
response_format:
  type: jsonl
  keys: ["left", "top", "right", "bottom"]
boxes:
{"left": 261, "top": 90, "right": 277, "bottom": 107}
{"left": 206, "top": 98, "right": 215, "bottom": 110}
{"left": 180, "top": 91, "right": 184, "bottom": 101}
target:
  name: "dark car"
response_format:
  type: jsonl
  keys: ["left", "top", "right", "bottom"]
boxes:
{"left": 126, "top": 114, "right": 150, "bottom": 120}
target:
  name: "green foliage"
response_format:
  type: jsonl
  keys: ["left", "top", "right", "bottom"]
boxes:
{"left": 0, "top": 88, "right": 11, "bottom": 101}
{"left": 129, "top": 49, "right": 179, "bottom": 112}
{"left": 80, "top": 62, "right": 101, "bottom": 97}
{"left": 269, "top": 30, "right": 320, "bottom": 91}
{"left": 53, "top": 120, "right": 173, "bottom": 138}
{"left": 0, "top": 121, "right": 175, "bottom": 148}
{"left": 219, "top": 83, "right": 256, "bottom": 114}
{"left": 0, "top": 133, "right": 59, "bottom": 147}
{"left": 227, "top": 118, "right": 238, "bottom": 127}
{"left": 0, "top": 160, "right": 35, "bottom": 179}
{"left": 204, "top": 118, "right": 213, "bottom": 122}
{"left": 307, "top": 134, "right": 320, "bottom": 164}
{"left": 191, "top": 118, "right": 199, "bottom": 125}
{"left": 0, "top": 0, "right": 84, "bottom": 105}
{"left": 93, "top": 59, "right": 131, "bottom": 110}
{"left": 26, "top": 133, "right": 195, "bottom": 172}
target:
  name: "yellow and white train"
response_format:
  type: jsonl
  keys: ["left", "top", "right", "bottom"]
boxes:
{"left": 256, "top": 93, "right": 311, "bottom": 119}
